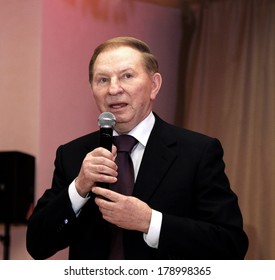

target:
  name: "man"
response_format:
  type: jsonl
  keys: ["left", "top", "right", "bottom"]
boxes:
{"left": 26, "top": 36, "right": 248, "bottom": 259}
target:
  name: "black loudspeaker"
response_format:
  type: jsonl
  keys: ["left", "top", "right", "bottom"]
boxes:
{"left": 0, "top": 151, "right": 35, "bottom": 224}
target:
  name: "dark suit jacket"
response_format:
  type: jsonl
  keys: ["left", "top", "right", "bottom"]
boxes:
{"left": 26, "top": 114, "right": 248, "bottom": 259}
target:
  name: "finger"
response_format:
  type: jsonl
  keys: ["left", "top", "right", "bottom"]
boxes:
{"left": 85, "top": 149, "right": 118, "bottom": 180}
{"left": 91, "top": 147, "right": 116, "bottom": 160}
{"left": 111, "top": 145, "right": 117, "bottom": 156}
{"left": 94, "top": 195, "right": 113, "bottom": 210}
{"left": 94, "top": 174, "right": 118, "bottom": 186}
{"left": 93, "top": 162, "right": 118, "bottom": 178}
{"left": 89, "top": 155, "right": 117, "bottom": 171}
{"left": 92, "top": 186, "right": 121, "bottom": 202}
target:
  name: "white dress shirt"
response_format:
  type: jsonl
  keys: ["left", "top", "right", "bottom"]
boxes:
{"left": 68, "top": 112, "right": 162, "bottom": 249}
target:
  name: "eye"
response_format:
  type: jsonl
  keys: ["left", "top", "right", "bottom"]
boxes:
{"left": 123, "top": 73, "right": 133, "bottom": 79}
{"left": 98, "top": 77, "right": 108, "bottom": 84}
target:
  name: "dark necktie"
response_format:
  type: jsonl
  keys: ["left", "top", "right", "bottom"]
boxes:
{"left": 108, "top": 135, "right": 138, "bottom": 259}
{"left": 111, "top": 135, "right": 138, "bottom": 195}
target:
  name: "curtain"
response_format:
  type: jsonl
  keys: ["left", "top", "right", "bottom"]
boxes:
{"left": 176, "top": 0, "right": 275, "bottom": 259}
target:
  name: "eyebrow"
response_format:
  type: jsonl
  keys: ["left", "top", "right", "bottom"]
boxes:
{"left": 94, "top": 67, "right": 136, "bottom": 77}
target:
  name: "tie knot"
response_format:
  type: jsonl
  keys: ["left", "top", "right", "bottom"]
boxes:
{"left": 113, "top": 135, "right": 138, "bottom": 153}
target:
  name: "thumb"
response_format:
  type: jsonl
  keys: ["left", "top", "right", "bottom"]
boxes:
{"left": 111, "top": 144, "right": 117, "bottom": 158}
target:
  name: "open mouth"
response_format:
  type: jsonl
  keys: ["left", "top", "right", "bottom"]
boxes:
{"left": 109, "top": 103, "right": 128, "bottom": 110}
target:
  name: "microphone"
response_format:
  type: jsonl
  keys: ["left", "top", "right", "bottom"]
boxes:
{"left": 97, "top": 112, "right": 116, "bottom": 188}
{"left": 98, "top": 112, "right": 116, "bottom": 151}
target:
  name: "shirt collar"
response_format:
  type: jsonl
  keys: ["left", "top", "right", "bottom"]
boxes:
{"left": 114, "top": 112, "right": 155, "bottom": 147}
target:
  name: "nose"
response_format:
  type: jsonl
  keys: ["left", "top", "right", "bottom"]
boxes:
{"left": 108, "top": 78, "right": 122, "bottom": 95}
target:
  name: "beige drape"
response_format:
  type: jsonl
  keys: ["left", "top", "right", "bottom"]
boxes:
{"left": 175, "top": 0, "right": 275, "bottom": 259}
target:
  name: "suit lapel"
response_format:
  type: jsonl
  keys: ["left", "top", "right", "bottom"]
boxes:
{"left": 133, "top": 116, "right": 178, "bottom": 202}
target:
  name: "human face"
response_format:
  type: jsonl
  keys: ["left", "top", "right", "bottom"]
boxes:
{"left": 91, "top": 46, "right": 162, "bottom": 134}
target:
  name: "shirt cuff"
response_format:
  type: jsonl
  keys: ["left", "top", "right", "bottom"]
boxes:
{"left": 68, "top": 179, "right": 90, "bottom": 216}
{"left": 143, "top": 209, "right": 162, "bottom": 249}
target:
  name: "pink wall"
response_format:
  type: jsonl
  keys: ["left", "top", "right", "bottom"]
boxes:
{"left": 0, "top": 0, "right": 41, "bottom": 155}
{"left": 0, "top": 0, "right": 182, "bottom": 259}
{"left": 0, "top": 0, "right": 41, "bottom": 260}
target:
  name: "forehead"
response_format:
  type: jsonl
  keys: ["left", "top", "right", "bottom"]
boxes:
{"left": 93, "top": 46, "right": 144, "bottom": 72}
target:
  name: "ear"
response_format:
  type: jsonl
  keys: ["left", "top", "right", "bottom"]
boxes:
{"left": 150, "top": 72, "right": 162, "bottom": 100}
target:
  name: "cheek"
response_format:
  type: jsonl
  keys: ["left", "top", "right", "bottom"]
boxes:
{"left": 92, "top": 91, "right": 107, "bottom": 110}
{"left": 131, "top": 93, "right": 146, "bottom": 108}
{"left": 92, "top": 88, "right": 105, "bottom": 101}
{"left": 136, "top": 87, "right": 154, "bottom": 105}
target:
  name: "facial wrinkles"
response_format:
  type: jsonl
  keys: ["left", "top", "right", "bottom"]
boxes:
{"left": 92, "top": 47, "right": 155, "bottom": 132}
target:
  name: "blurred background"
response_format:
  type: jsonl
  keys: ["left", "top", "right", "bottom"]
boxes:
{"left": 0, "top": 0, "right": 274, "bottom": 260}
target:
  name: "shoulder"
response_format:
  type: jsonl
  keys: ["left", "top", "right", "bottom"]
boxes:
{"left": 153, "top": 113, "right": 224, "bottom": 158}
{"left": 62, "top": 131, "right": 99, "bottom": 149}
{"left": 154, "top": 113, "right": 217, "bottom": 144}
{"left": 55, "top": 131, "right": 100, "bottom": 160}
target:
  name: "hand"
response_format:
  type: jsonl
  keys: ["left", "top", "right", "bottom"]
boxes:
{"left": 92, "top": 186, "right": 152, "bottom": 233}
{"left": 75, "top": 146, "right": 118, "bottom": 197}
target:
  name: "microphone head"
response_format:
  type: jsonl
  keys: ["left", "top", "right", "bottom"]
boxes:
{"left": 98, "top": 112, "right": 116, "bottom": 128}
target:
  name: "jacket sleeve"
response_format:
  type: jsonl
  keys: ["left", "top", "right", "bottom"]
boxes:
{"left": 26, "top": 145, "right": 78, "bottom": 259}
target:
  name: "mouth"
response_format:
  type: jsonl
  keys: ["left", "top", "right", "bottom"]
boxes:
{"left": 109, "top": 102, "right": 128, "bottom": 110}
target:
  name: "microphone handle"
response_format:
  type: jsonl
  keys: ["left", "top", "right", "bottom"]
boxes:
{"left": 100, "top": 127, "right": 113, "bottom": 151}
{"left": 98, "top": 127, "right": 113, "bottom": 189}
